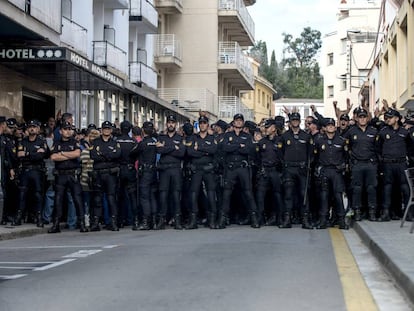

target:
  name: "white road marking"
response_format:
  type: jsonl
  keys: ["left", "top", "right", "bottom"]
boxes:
{"left": 33, "top": 259, "right": 76, "bottom": 271}
{"left": 0, "top": 245, "right": 119, "bottom": 250}
{"left": 62, "top": 249, "right": 102, "bottom": 258}
{"left": 0, "top": 266, "right": 37, "bottom": 270}
{"left": 0, "top": 261, "right": 53, "bottom": 264}
{"left": 102, "top": 245, "right": 119, "bottom": 249}
{"left": 0, "top": 274, "right": 27, "bottom": 280}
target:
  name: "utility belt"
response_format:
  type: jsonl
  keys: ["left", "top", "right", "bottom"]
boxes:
{"left": 190, "top": 162, "right": 215, "bottom": 173}
{"left": 320, "top": 164, "right": 345, "bottom": 170}
{"left": 20, "top": 165, "right": 44, "bottom": 171}
{"left": 95, "top": 167, "right": 120, "bottom": 175}
{"left": 351, "top": 158, "right": 377, "bottom": 165}
{"left": 53, "top": 168, "right": 80, "bottom": 176}
{"left": 227, "top": 160, "right": 249, "bottom": 170}
{"left": 139, "top": 163, "right": 155, "bottom": 170}
{"left": 284, "top": 161, "right": 306, "bottom": 168}
{"left": 382, "top": 158, "right": 406, "bottom": 164}
{"left": 157, "top": 162, "right": 181, "bottom": 171}
{"left": 120, "top": 163, "right": 136, "bottom": 170}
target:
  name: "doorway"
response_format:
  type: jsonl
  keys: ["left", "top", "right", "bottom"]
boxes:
{"left": 22, "top": 90, "right": 55, "bottom": 126}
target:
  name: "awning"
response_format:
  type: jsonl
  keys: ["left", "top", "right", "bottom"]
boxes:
{"left": 0, "top": 46, "right": 124, "bottom": 90}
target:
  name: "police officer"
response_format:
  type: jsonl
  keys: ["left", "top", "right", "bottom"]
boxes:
{"left": 48, "top": 121, "right": 87, "bottom": 233}
{"left": 218, "top": 113, "right": 260, "bottom": 229}
{"left": 314, "top": 118, "right": 348, "bottom": 229}
{"left": 213, "top": 120, "right": 228, "bottom": 221}
{"left": 155, "top": 115, "right": 185, "bottom": 230}
{"left": 256, "top": 118, "right": 283, "bottom": 226}
{"left": 342, "top": 108, "right": 378, "bottom": 221}
{"left": 279, "top": 112, "right": 313, "bottom": 229}
{"left": 186, "top": 115, "right": 218, "bottom": 229}
{"left": 116, "top": 120, "right": 139, "bottom": 230}
{"left": 130, "top": 121, "right": 158, "bottom": 230}
{"left": 0, "top": 116, "right": 8, "bottom": 224}
{"left": 377, "top": 108, "right": 410, "bottom": 221}
{"left": 90, "top": 121, "right": 121, "bottom": 231}
{"left": 12, "top": 119, "right": 49, "bottom": 227}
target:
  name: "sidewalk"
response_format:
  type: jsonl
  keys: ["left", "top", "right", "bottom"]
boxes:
{"left": 0, "top": 223, "right": 47, "bottom": 241}
{"left": 354, "top": 220, "right": 414, "bottom": 305}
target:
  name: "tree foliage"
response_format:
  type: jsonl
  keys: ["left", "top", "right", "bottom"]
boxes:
{"left": 250, "top": 27, "right": 323, "bottom": 99}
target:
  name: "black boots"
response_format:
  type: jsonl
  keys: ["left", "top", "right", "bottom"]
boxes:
{"left": 316, "top": 216, "right": 328, "bottom": 229}
{"left": 217, "top": 213, "right": 227, "bottom": 229}
{"left": 368, "top": 207, "right": 377, "bottom": 222}
{"left": 132, "top": 216, "right": 139, "bottom": 231}
{"left": 250, "top": 212, "right": 260, "bottom": 228}
{"left": 79, "top": 218, "right": 88, "bottom": 233}
{"left": 139, "top": 217, "right": 151, "bottom": 230}
{"left": 36, "top": 211, "right": 44, "bottom": 228}
{"left": 48, "top": 218, "right": 61, "bottom": 233}
{"left": 354, "top": 208, "right": 362, "bottom": 221}
{"left": 110, "top": 216, "right": 119, "bottom": 231}
{"left": 154, "top": 216, "right": 166, "bottom": 230}
{"left": 338, "top": 216, "right": 349, "bottom": 230}
{"left": 90, "top": 216, "right": 101, "bottom": 231}
{"left": 12, "top": 210, "right": 22, "bottom": 226}
{"left": 380, "top": 209, "right": 390, "bottom": 222}
{"left": 208, "top": 212, "right": 216, "bottom": 229}
{"left": 302, "top": 214, "right": 313, "bottom": 229}
{"left": 174, "top": 214, "right": 183, "bottom": 230}
{"left": 279, "top": 212, "right": 292, "bottom": 228}
{"left": 186, "top": 213, "right": 198, "bottom": 230}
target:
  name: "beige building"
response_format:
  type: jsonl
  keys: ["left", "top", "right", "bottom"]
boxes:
{"left": 0, "top": 0, "right": 257, "bottom": 128}
{"left": 364, "top": 0, "right": 414, "bottom": 113}
{"left": 240, "top": 57, "right": 276, "bottom": 123}
{"left": 321, "top": 0, "right": 380, "bottom": 118}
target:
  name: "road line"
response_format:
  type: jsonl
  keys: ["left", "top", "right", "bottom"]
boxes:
{"left": 33, "top": 259, "right": 76, "bottom": 271}
{"left": 329, "top": 228, "right": 378, "bottom": 311}
{"left": 0, "top": 274, "right": 27, "bottom": 280}
{"left": 0, "top": 245, "right": 111, "bottom": 249}
{"left": 62, "top": 249, "right": 102, "bottom": 258}
{"left": 0, "top": 261, "right": 54, "bottom": 264}
{"left": 0, "top": 266, "right": 36, "bottom": 270}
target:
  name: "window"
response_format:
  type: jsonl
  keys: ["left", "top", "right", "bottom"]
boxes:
{"left": 327, "top": 53, "right": 334, "bottom": 65}
{"left": 328, "top": 86, "right": 334, "bottom": 98}
{"left": 62, "top": 0, "right": 72, "bottom": 19}
{"left": 340, "top": 75, "right": 347, "bottom": 91}
{"left": 262, "top": 91, "right": 265, "bottom": 106}
{"left": 341, "top": 38, "right": 347, "bottom": 54}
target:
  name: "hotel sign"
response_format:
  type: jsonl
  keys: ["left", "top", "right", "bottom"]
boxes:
{"left": 0, "top": 47, "right": 124, "bottom": 88}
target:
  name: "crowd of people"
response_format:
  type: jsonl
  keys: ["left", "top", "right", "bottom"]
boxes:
{"left": 0, "top": 99, "right": 413, "bottom": 233}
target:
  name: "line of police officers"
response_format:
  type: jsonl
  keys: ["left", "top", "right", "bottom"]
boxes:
{"left": 0, "top": 105, "right": 413, "bottom": 233}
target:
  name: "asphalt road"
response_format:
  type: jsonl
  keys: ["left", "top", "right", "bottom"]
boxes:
{"left": 0, "top": 226, "right": 399, "bottom": 311}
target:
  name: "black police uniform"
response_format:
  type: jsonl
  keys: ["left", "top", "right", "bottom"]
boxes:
{"left": 218, "top": 125, "right": 260, "bottom": 229}
{"left": 377, "top": 120, "right": 410, "bottom": 221}
{"left": 186, "top": 131, "right": 218, "bottom": 229}
{"left": 279, "top": 118, "right": 313, "bottom": 229}
{"left": 116, "top": 123, "right": 139, "bottom": 229}
{"left": 130, "top": 124, "right": 158, "bottom": 230}
{"left": 90, "top": 124, "right": 121, "bottom": 231}
{"left": 256, "top": 122, "right": 283, "bottom": 226}
{"left": 156, "top": 131, "right": 185, "bottom": 229}
{"left": 314, "top": 129, "right": 348, "bottom": 229}
{"left": 49, "top": 135, "right": 87, "bottom": 233}
{"left": 14, "top": 126, "right": 49, "bottom": 226}
{"left": 342, "top": 121, "right": 378, "bottom": 221}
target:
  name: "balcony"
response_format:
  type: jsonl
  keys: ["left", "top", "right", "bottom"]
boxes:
{"left": 102, "top": 0, "right": 129, "bottom": 9}
{"left": 218, "top": 41, "right": 254, "bottom": 90}
{"left": 152, "top": 34, "right": 182, "bottom": 68}
{"left": 218, "top": 96, "right": 254, "bottom": 121}
{"left": 93, "top": 41, "right": 127, "bottom": 75}
{"left": 154, "top": 0, "right": 183, "bottom": 14}
{"left": 158, "top": 88, "right": 218, "bottom": 118}
{"left": 129, "top": 0, "right": 158, "bottom": 34}
{"left": 129, "top": 61, "right": 158, "bottom": 90}
{"left": 218, "top": 0, "right": 255, "bottom": 46}
{"left": 242, "top": 0, "right": 256, "bottom": 6}
{"left": 61, "top": 17, "right": 88, "bottom": 55}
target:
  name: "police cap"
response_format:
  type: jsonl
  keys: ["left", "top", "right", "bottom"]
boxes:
{"left": 264, "top": 119, "right": 276, "bottom": 128}
{"left": 120, "top": 120, "right": 132, "bottom": 130}
{"left": 6, "top": 118, "right": 17, "bottom": 128}
{"left": 88, "top": 123, "right": 97, "bottom": 130}
{"left": 166, "top": 114, "right": 177, "bottom": 122}
{"left": 325, "top": 118, "right": 336, "bottom": 126}
{"left": 143, "top": 121, "right": 154, "bottom": 130}
{"left": 289, "top": 112, "right": 301, "bottom": 121}
{"left": 384, "top": 108, "right": 400, "bottom": 118}
{"left": 61, "top": 121, "right": 72, "bottom": 129}
{"left": 340, "top": 114, "right": 350, "bottom": 121}
{"left": 101, "top": 120, "right": 113, "bottom": 129}
{"left": 244, "top": 120, "right": 256, "bottom": 130}
{"left": 27, "top": 119, "right": 41, "bottom": 127}
{"left": 215, "top": 120, "right": 228, "bottom": 131}
{"left": 355, "top": 108, "right": 368, "bottom": 117}
{"left": 233, "top": 113, "right": 244, "bottom": 121}
{"left": 198, "top": 115, "right": 209, "bottom": 123}
{"left": 0, "top": 116, "right": 6, "bottom": 123}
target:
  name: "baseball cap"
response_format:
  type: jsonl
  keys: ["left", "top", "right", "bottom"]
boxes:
{"left": 198, "top": 116, "right": 209, "bottom": 123}
{"left": 289, "top": 112, "right": 301, "bottom": 121}
{"left": 61, "top": 121, "right": 72, "bottom": 129}
{"left": 166, "top": 114, "right": 177, "bottom": 122}
{"left": 6, "top": 118, "right": 17, "bottom": 128}
{"left": 264, "top": 119, "right": 276, "bottom": 128}
{"left": 233, "top": 113, "right": 244, "bottom": 121}
{"left": 340, "top": 114, "right": 350, "bottom": 121}
{"left": 325, "top": 118, "right": 336, "bottom": 126}
{"left": 143, "top": 121, "right": 154, "bottom": 130}
{"left": 355, "top": 108, "right": 368, "bottom": 117}
{"left": 384, "top": 109, "right": 400, "bottom": 118}
{"left": 120, "top": 120, "right": 132, "bottom": 130}
{"left": 27, "top": 119, "right": 41, "bottom": 127}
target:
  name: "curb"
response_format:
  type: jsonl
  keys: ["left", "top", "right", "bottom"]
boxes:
{"left": 353, "top": 222, "right": 414, "bottom": 305}
{"left": 0, "top": 226, "right": 48, "bottom": 241}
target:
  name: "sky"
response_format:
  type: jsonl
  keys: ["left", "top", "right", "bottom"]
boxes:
{"left": 248, "top": 0, "right": 339, "bottom": 62}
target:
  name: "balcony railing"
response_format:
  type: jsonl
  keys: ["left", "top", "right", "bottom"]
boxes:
{"left": 218, "top": 96, "right": 254, "bottom": 121}
{"left": 218, "top": 41, "right": 254, "bottom": 87}
{"left": 93, "top": 41, "right": 127, "bottom": 74}
{"left": 158, "top": 88, "right": 218, "bottom": 116}
{"left": 61, "top": 17, "right": 88, "bottom": 55}
{"left": 129, "top": 0, "right": 158, "bottom": 30}
{"left": 129, "top": 62, "right": 158, "bottom": 90}
{"left": 153, "top": 34, "right": 181, "bottom": 59}
{"left": 154, "top": 0, "right": 183, "bottom": 14}
{"left": 218, "top": 0, "right": 255, "bottom": 44}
